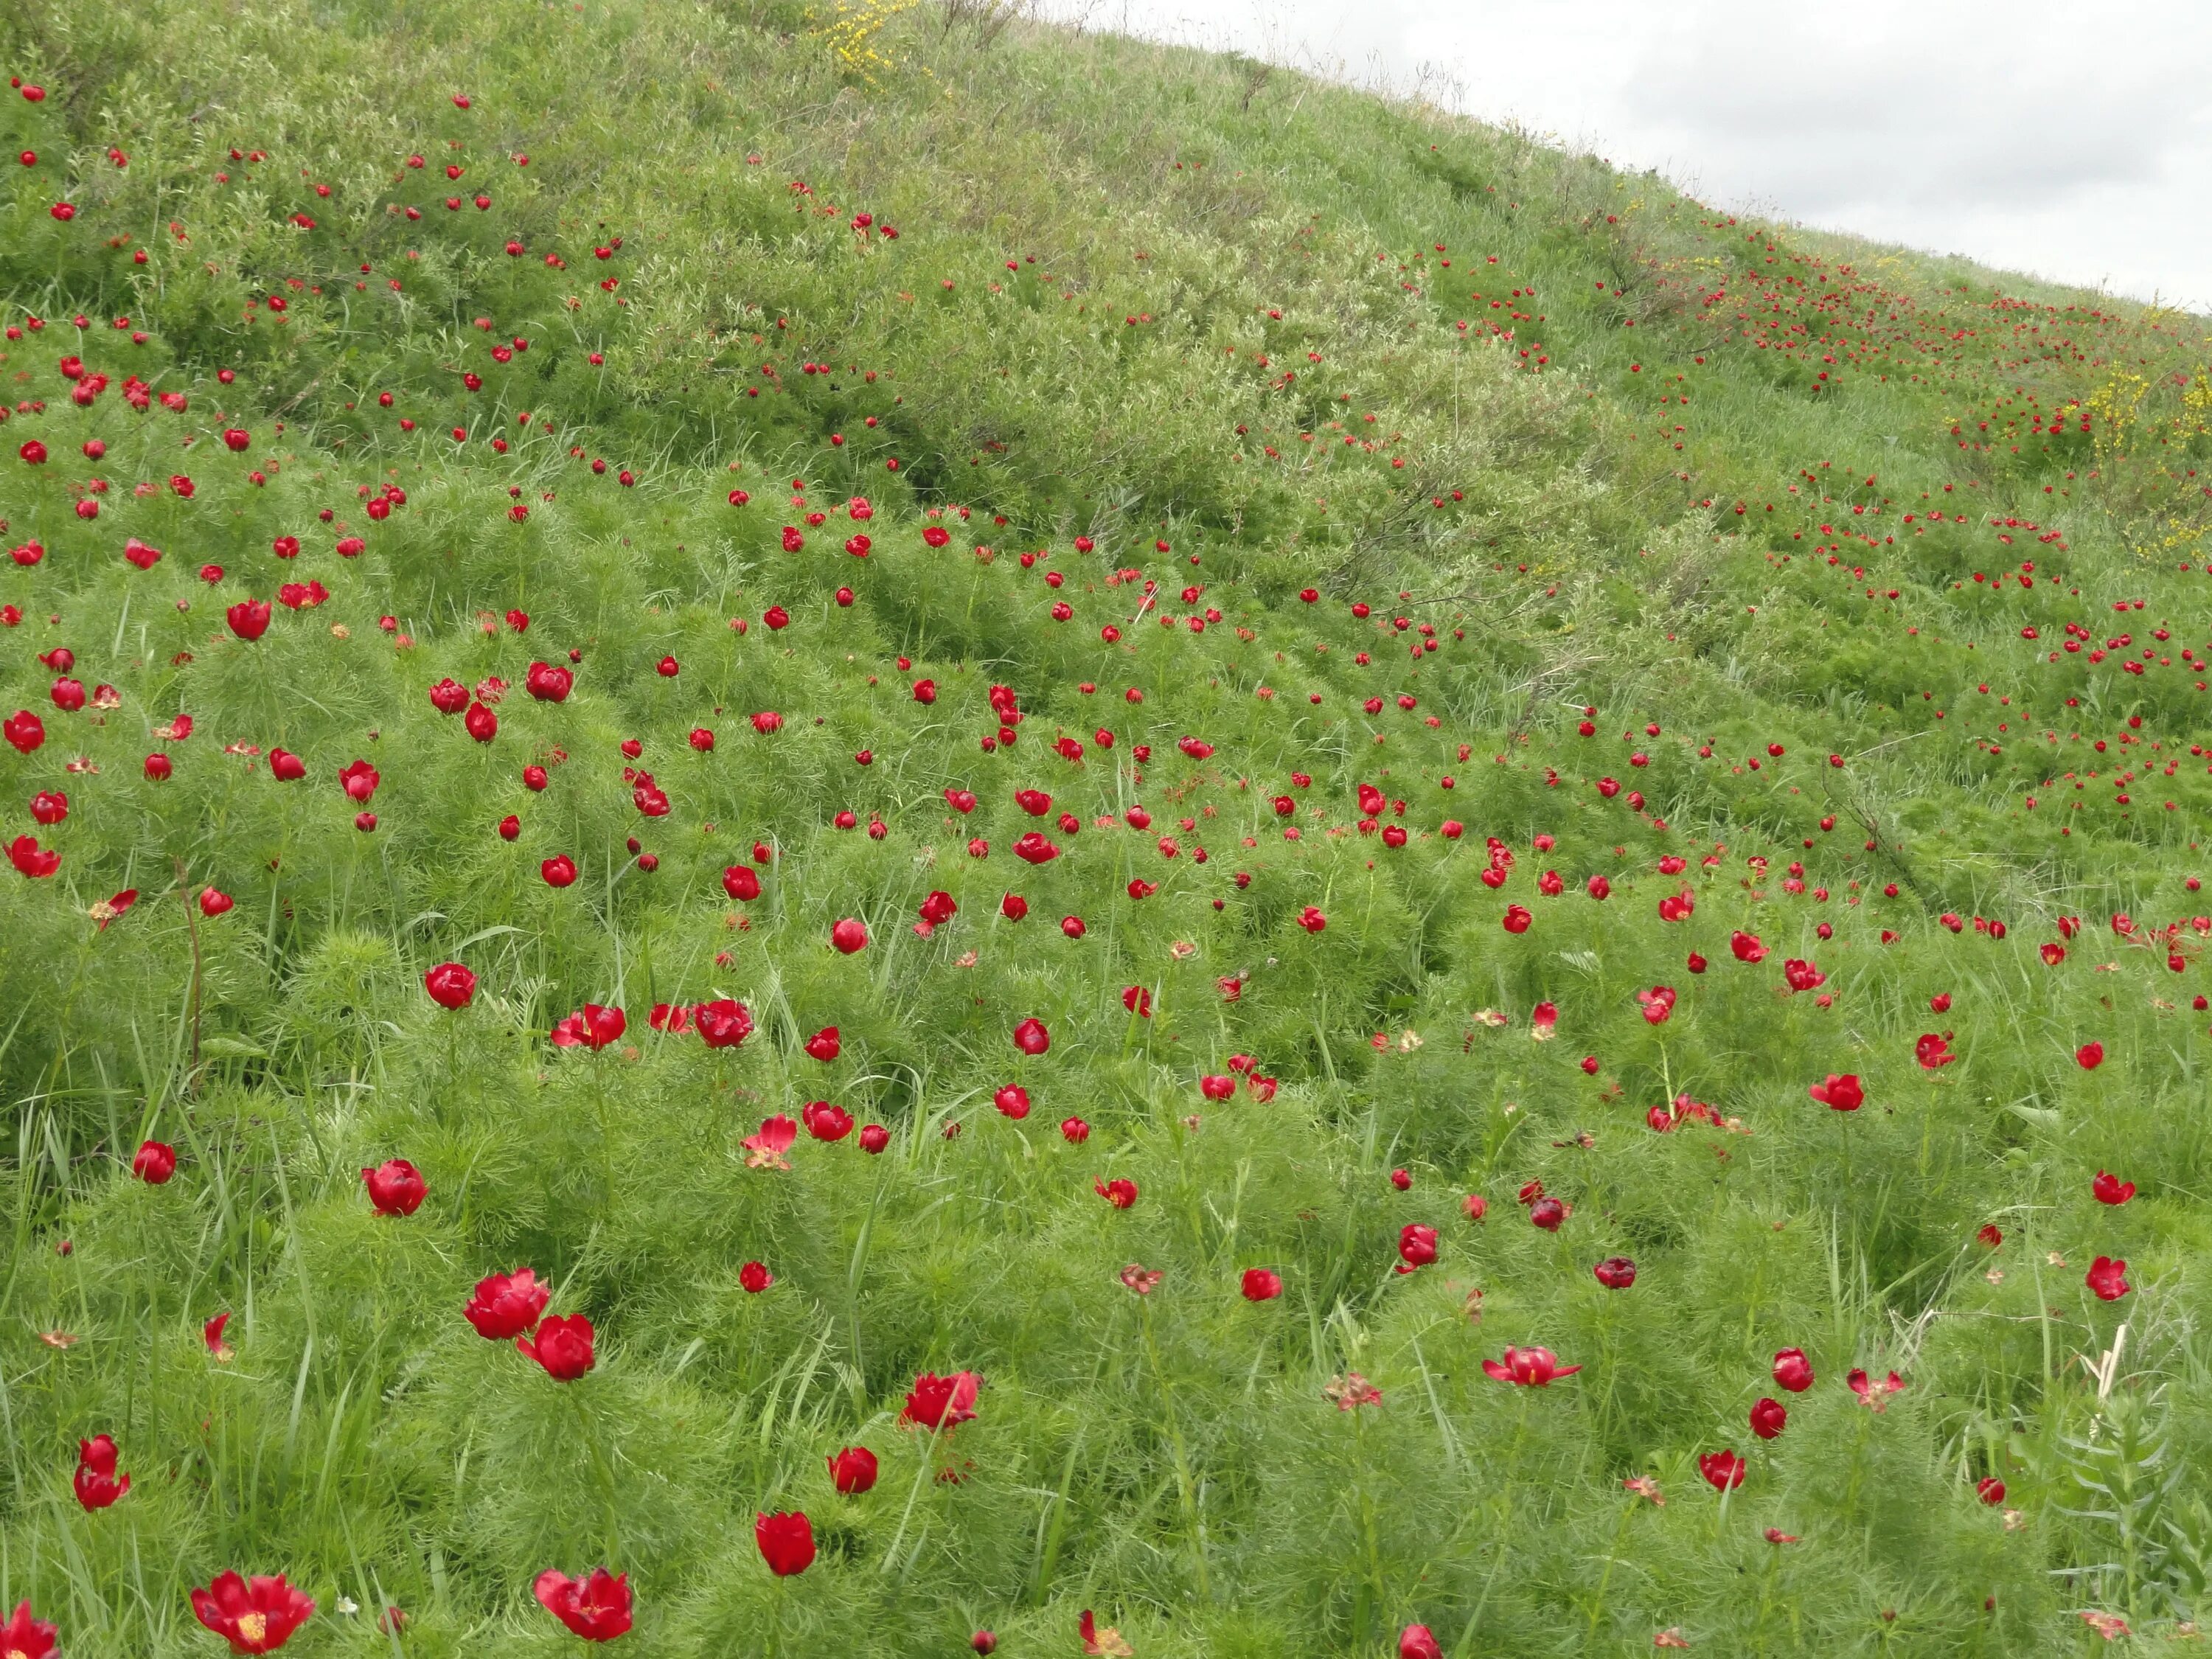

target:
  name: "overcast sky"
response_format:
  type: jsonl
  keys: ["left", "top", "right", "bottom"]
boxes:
{"left": 1043, "top": 0, "right": 2212, "bottom": 313}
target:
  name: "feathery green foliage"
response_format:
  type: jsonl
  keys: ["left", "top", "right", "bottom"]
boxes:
{"left": 1, "top": 1, "right": 2211, "bottom": 1653}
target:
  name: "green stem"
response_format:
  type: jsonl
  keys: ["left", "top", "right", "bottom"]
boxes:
{"left": 1139, "top": 1298, "right": 1211, "bottom": 1600}
{"left": 579, "top": 1386, "right": 621, "bottom": 1558}
{"left": 881, "top": 1419, "right": 947, "bottom": 1575}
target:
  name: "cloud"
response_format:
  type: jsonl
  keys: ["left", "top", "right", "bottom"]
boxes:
{"left": 1043, "top": 0, "right": 2212, "bottom": 308}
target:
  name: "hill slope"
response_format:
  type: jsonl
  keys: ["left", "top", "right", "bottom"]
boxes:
{"left": 3, "top": 1, "right": 2212, "bottom": 1653}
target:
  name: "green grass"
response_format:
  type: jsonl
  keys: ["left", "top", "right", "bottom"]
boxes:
{"left": 1, "top": 0, "right": 2211, "bottom": 1652}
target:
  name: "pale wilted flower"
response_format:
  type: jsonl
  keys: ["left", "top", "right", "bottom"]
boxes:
{"left": 1324, "top": 1371, "right": 1382, "bottom": 1410}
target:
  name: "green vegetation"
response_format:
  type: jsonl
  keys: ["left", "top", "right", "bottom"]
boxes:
{"left": 2, "top": 0, "right": 2211, "bottom": 1652}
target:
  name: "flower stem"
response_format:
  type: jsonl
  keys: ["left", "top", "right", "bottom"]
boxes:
{"left": 1139, "top": 1298, "right": 1211, "bottom": 1600}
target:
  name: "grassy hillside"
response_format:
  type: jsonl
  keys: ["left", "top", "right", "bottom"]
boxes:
{"left": 2, "top": 1, "right": 2211, "bottom": 1652}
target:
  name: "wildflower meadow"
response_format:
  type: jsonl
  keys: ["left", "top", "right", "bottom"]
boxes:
{"left": 2, "top": 1, "right": 2211, "bottom": 1652}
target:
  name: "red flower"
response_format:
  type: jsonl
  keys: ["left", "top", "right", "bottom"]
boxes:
{"left": 755, "top": 1511, "right": 815, "bottom": 1576}
{"left": 423, "top": 961, "right": 476, "bottom": 1009}
{"left": 722, "top": 864, "right": 762, "bottom": 901}
{"left": 1013, "top": 831, "right": 1060, "bottom": 864}
{"left": 132, "top": 1139, "right": 176, "bottom": 1184}
{"left": 1807, "top": 1073, "right": 1863, "bottom": 1111}
{"left": 1240, "top": 1267, "right": 1282, "bottom": 1301}
{"left": 3, "top": 710, "right": 44, "bottom": 754}
{"left": 2093, "top": 1169, "right": 2136, "bottom": 1205}
{"left": 739, "top": 1260, "right": 773, "bottom": 1293}
{"left": 533, "top": 1568, "right": 632, "bottom": 1641}
{"left": 189, "top": 1572, "right": 316, "bottom": 1654}
{"left": 518, "top": 1312, "right": 595, "bottom": 1380}
{"left": 2077, "top": 1040, "right": 2105, "bottom": 1069}
{"left": 1636, "top": 985, "right": 1676, "bottom": 1024}
{"left": 73, "top": 1433, "right": 130, "bottom": 1509}
{"left": 1297, "top": 905, "right": 1327, "bottom": 933}
{"left": 1080, "top": 1610, "right": 1132, "bottom": 1656}
{"left": 1698, "top": 1450, "right": 1747, "bottom": 1491}
{"left": 902, "top": 1370, "right": 981, "bottom": 1429}
{"left": 1012, "top": 1017, "right": 1050, "bottom": 1055}
{"left": 802, "top": 1100, "right": 853, "bottom": 1141}
{"left": 550, "top": 1004, "right": 625, "bottom": 1049}
{"left": 1500, "top": 903, "right": 1531, "bottom": 934}
{"left": 1481, "top": 1346, "right": 1580, "bottom": 1385}
{"left": 338, "top": 759, "right": 380, "bottom": 803}
{"left": 204, "top": 1312, "right": 235, "bottom": 1362}
{"left": 0, "top": 1602, "right": 56, "bottom": 1659}
{"left": 1914, "top": 1032, "right": 1957, "bottom": 1069}
{"left": 832, "top": 918, "right": 869, "bottom": 953}
{"left": 1730, "top": 930, "right": 1767, "bottom": 963}
{"left": 464, "top": 1268, "right": 549, "bottom": 1339}
{"left": 1399, "top": 1627, "right": 1444, "bottom": 1659}
{"left": 1593, "top": 1256, "right": 1637, "bottom": 1289}
{"left": 1095, "top": 1178, "right": 1138, "bottom": 1208}
{"left": 695, "top": 998, "right": 753, "bottom": 1048}
{"left": 804, "top": 1026, "right": 841, "bottom": 1061}
{"left": 2087, "top": 1255, "right": 2131, "bottom": 1301}
{"left": 745, "top": 1115, "right": 799, "bottom": 1169}
{"left": 8, "top": 835, "right": 60, "bottom": 877}
{"left": 1397, "top": 1222, "right": 1438, "bottom": 1270}
{"left": 1750, "top": 1397, "right": 1787, "bottom": 1439}
{"left": 362, "top": 1159, "right": 425, "bottom": 1216}
{"left": 1977, "top": 1476, "right": 2006, "bottom": 1506}
{"left": 1846, "top": 1368, "right": 1905, "bottom": 1411}
{"left": 542, "top": 855, "right": 579, "bottom": 888}
{"left": 1773, "top": 1348, "right": 1814, "bottom": 1392}
{"left": 226, "top": 599, "right": 271, "bottom": 641}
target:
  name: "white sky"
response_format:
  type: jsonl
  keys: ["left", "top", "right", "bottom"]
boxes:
{"left": 1044, "top": 0, "right": 2212, "bottom": 313}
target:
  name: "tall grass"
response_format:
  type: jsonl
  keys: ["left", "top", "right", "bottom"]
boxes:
{"left": 0, "top": 0, "right": 2208, "bottom": 1651}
